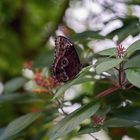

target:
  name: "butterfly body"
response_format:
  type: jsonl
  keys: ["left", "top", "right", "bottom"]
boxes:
{"left": 52, "top": 36, "right": 82, "bottom": 82}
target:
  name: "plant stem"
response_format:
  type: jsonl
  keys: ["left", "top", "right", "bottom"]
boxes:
{"left": 89, "top": 133, "right": 99, "bottom": 140}
{"left": 56, "top": 98, "right": 68, "bottom": 115}
{"left": 95, "top": 86, "right": 120, "bottom": 98}
{"left": 119, "top": 61, "right": 125, "bottom": 87}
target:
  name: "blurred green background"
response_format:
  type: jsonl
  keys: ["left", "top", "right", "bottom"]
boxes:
{"left": 1, "top": 0, "right": 140, "bottom": 140}
{"left": 0, "top": 0, "right": 69, "bottom": 81}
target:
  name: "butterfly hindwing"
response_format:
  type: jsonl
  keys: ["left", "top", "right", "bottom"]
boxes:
{"left": 52, "top": 36, "right": 82, "bottom": 82}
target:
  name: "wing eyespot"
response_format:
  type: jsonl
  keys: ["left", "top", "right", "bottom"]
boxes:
{"left": 61, "top": 57, "right": 69, "bottom": 67}
{"left": 62, "top": 74, "right": 69, "bottom": 82}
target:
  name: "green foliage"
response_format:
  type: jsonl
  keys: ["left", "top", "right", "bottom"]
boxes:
{"left": 126, "top": 69, "right": 140, "bottom": 88}
{"left": 1, "top": 0, "right": 140, "bottom": 140}
{"left": 48, "top": 102, "right": 100, "bottom": 140}
{"left": 0, "top": 0, "right": 68, "bottom": 79}
{"left": 4, "top": 77, "right": 27, "bottom": 94}
{"left": 126, "top": 39, "right": 140, "bottom": 57}
{"left": 125, "top": 55, "right": 140, "bottom": 68}
{"left": 96, "top": 58, "right": 122, "bottom": 74}
{"left": 0, "top": 112, "right": 42, "bottom": 140}
{"left": 96, "top": 48, "right": 116, "bottom": 56}
{"left": 71, "top": 31, "right": 105, "bottom": 41}
{"left": 107, "top": 16, "right": 140, "bottom": 42}
{"left": 53, "top": 65, "right": 93, "bottom": 99}
{"left": 104, "top": 118, "right": 140, "bottom": 127}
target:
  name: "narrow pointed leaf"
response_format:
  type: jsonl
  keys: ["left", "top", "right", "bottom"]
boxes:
{"left": 53, "top": 65, "right": 93, "bottom": 99}
{"left": 0, "top": 112, "right": 42, "bottom": 140}
{"left": 71, "top": 31, "right": 104, "bottom": 41}
{"left": 104, "top": 118, "right": 140, "bottom": 127}
{"left": 0, "top": 93, "right": 44, "bottom": 104}
{"left": 4, "top": 77, "right": 27, "bottom": 94}
{"left": 78, "top": 126, "right": 101, "bottom": 135}
{"left": 48, "top": 102, "right": 100, "bottom": 140}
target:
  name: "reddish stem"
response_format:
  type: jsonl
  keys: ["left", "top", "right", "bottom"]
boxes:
{"left": 114, "top": 67, "right": 119, "bottom": 71}
{"left": 119, "top": 62, "right": 123, "bottom": 87}
{"left": 95, "top": 86, "right": 120, "bottom": 98}
{"left": 125, "top": 85, "right": 134, "bottom": 90}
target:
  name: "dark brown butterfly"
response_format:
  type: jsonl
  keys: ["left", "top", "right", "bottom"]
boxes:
{"left": 52, "top": 36, "right": 82, "bottom": 82}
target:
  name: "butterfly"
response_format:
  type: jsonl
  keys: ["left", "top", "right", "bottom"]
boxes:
{"left": 52, "top": 36, "right": 82, "bottom": 82}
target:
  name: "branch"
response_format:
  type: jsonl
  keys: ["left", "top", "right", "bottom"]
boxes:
{"left": 95, "top": 86, "right": 120, "bottom": 98}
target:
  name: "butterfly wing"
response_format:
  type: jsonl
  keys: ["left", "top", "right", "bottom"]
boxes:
{"left": 52, "top": 36, "right": 82, "bottom": 82}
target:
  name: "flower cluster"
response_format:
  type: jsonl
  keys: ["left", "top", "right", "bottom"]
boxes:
{"left": 116, "top": 44, "right": 126, "bottom": 58}
{"left": 23, "top": 60, "right": 33, "bottom": 69}
{"left": 92, "top": 115, "right": 105, "bottom": 125}
{"left": 34, "top": 71, "right": 59, "bottom": 91}
{"left": 23, "top": 61, "right": 59, "bottom": 94}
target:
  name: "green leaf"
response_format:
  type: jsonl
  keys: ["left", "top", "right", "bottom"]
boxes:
{"left": 78, "top": 126, "right": 100, "bottom": 135}
{"left": 126, "top": 40, "right": 140, "bottom": 57}
{"left": 125, "top": 55, "right": 140, "bottom": 69}
{"left": 0, "top": 93, "right": 45, "bottom": 104}
{"left": 107, "top": 17, "right": 140, "bottom": 42}
{"left": 111, "top": 107, "right": 140, "bottom": 121}
{"left": 96, "top": 58, "right": 122, "bottom": 74}
{"left": 124, "top": 1, "right": 140, "bottom": 5}
{"left": 126, "top": 69, "right": 140, "bottom": 88}
{"left": 104, "top": 118, "right": 140, "bottom": 127}
{"left": 0, "top": 112, "right": 42, "bottom": 140}
{"left": 4, "top": 77, "right": 27, "bottom": 94}
{"left": 71, "top": 31, "right": 104, "bottom": 41}
{"left": 96, "top": 106, "right": 111, "bottom": 116}
{"left": 96, "top": 48, "right": 116, "bottom": 56}
{"left": 53, "top": 65, "right": 93, "bottom": 99}
{"left": 48, "top": 102, "right": 100, "bottom": 140}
